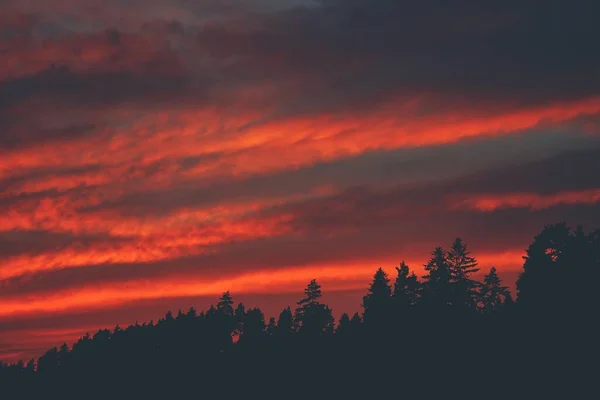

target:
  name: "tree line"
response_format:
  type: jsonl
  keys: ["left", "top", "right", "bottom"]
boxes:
{"left": 1, "top": 222, "right": 598, "bottom": 398}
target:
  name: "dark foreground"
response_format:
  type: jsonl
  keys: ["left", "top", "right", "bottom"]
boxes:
{"left": 1, "top": 223, "right": 598, "bottom": 399}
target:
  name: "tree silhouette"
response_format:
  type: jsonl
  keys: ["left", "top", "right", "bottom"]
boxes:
{"left": 421, "top": 247, "right": 452, "bottom": 310}
{"left": 479, "top": 267, "right": 509, "bottom": 314}
{"left": 393, "top": 261, "right": 420, "bottom": 308}
{"left": 335, "top": 313, "right": 352, "bottom": 337}
{"left": 502, "top": 292, "right": 515, "bottom": 314}
{"left": 37, "top": 347, "right": 59, "bottom": 375}
{"left": 266, "top": 317, "right": 277, "bottom": 336}
{"left": 294, "top": 280, "right": 334, "bottom": 337}
{"left": 517, "top": 223, "right": 600, "bottom": 325}
{"left": 362, "top": 268, "right": 393, "bottom": 328}
{"left": 1, "top": 222, "right": 596, "bottom": 398}
{"left": 517, "top": 223, "right": 572, "bottom": 316}
{"left": 234, "top": 303, "right": 246, "bottom": 338}
{"left": 217, "top": 291, "right": 235, "bottom": 316}
{"left": 276, "top": 307, "right": 295, "bottom": 337}
{"left": 350, "top": 312, "right": 363, "bottom": 334}
{"left": 447, "top": 238, "right": 479, "bottom": 310}
{"left": 239, "top": 308, "right": 266, "bottom": 343}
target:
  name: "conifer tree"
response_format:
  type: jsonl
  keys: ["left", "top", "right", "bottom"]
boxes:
{"left": 501, "top": 292, "right": 515, "bottom": 314}
{"left": 335, "top": 313, "right": 351, "bottom": 337}
{"left": 479, "top": 267, "right": 509, "bottom": 314}
{"left": 447, "top": 238, "right": 480, "bottom": 310}
{"left": 266, "top": 317, "right": 277, "bottom": 336}
{"left": 297, "top": 279, "right": 322, "bottom": 307}
{"left": 58, "top": 343, "right": 69, "bottom": 368}
{"left": 234, "top": 303, "right": 246, "bottom": 337}
{"left": 294, "top": 280, "right": 334, "bottom": 336}
{"left": 394, "top": 261, "right": 420, "bottom": 308}
{"left": 421, "top": 247, "right": 452, "bottom": 309}
{"left": 350, "top": 312, "right": 363, "bottom": 335}
{"left": 217, "top": 291, "right": 235, "bottom": 316}
{"left": 241, "top": 308, "right": 266, "bottom": 340}
{"left": 362, "top": 268, "right": 393, "bottom": 326}
{"left": 277, "top": 307, "right": 295, "bottom": 336}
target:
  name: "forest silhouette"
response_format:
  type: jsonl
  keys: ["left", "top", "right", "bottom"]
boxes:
{"left": 1, "top": 222, "right": 598, "bottom": 398}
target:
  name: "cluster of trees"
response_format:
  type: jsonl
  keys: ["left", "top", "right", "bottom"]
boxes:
{"left": 1, "top": 223, "right": 598, "bottom": 397}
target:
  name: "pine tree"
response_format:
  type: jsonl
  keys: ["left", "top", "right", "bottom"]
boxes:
{"left": 295, "top": 280, "right": 334, "bottom": 336}
{"left": 394, "top": 261, "right": 420, "bottom": 308}
{"left": 241, "top": 308, "right": 266, "bottom": 340}
{"left": 25, "top": 359, "right": 35, "bottom": 375}
{"left": 448, "top": 238, "right": 480, "bottom": 278}
{"left": 58, "top": 343, "right": 69, "bottom": 368}
{"left": 350, "top": 312, "right": 363, "bottom": 335}
{"left": 501, "top": 292, "right": 515, "bottom": 314}
{"left": 447, "top": 238, "right": 480, "bottom": 309}
{"left": 479, "top": 267, "right": 509, "bottom": 314}
{"left": 297, "top": 279, "right": 322, "bottom": 307}
{"left": 362, "top": 268, "right": 393, "bottom": 327}
{"left": 37, "top": 347, "right": 59, "bottom": 374}
{"left": 517, "top": 223, "right": 575, "bottom": 314}
{"left": 209, "top": 291, "right": 237, "bottom": 349}
{"left": 234, "top": 303, "right": 246, "bottom": 337}
{"left": 421, "top": 247, "right": 452, "bottom": 309}
{"left": 266, "top": 317, "right": 277, "bottom": 336}
{"left": 336, "top": 313, "right": 351, "bottom": 337}
{"left": 217, "top": 291, "right": 235, "bottom": 316}
{"left": 276, "top": 307, "right": 295, "bottom": 336}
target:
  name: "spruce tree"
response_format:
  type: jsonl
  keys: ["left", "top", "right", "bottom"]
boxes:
{"left": 241, "top": 308, "right": 266, "bottom": 340}
{"left": 295, "top": 280, "right": 334, "bottom": 336}
{"left": 266, "top": 317, "right": 277, "bottom": 336}
{"left": 447, "top": 238, "right": 480, "bottom": 310}
{"left": 421, "top": 247, "right": 452, "bottom": 309}
{"left": 336, "top": 313, "right": 351, "bottom": 336}
{"left": 217, "top": 291, "right": 235, "bottom": 316}
{"left": 350, "top": 312, "right": 363, "bottom": 334}
{"left": 394, "top": 261, "right": 420, "bottom": 308}
{"left": 234, "top": 303, "right": 246, "bottom": 337}
{"left": 479, "top": 267, "right": 509, "bottom": 314}
{"left": 277, "top": 307, "right": 295, "bottom": 336}
{"left": 501, "top": 292, "right": 515, "bottom": 314}
{"left": 362, "top": 268, "right": 393, "bottom": 328}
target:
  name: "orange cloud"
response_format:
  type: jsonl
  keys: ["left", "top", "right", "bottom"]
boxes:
{"left": 0, "top": 249, "right": 524, "bottom": 319}
{"left": 2, "top": 97, "right": 600, "bottom": 184}
{"left": 0, "top": 211, "right": 297, "bottom": 280}
{"left": 455, "top": 189, "right": 600, "bottom": 212}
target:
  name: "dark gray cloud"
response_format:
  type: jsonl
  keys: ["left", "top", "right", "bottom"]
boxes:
{"left": 194, "top": 0, "right": 600, "bottom": 115}
{"left": 0, "top": 123, "right": 98, "bottom": 150}
{"left": 0, "top": 63, "right": 190, "bottom": 112}
{"left": 0, "top": 230, "right": 135, "bottom": 260}
{"left": 4, "top": 0, "right": 599, "bottom": 130}
{"left": 275, "top": 149, "right": 600, "bottom": 231}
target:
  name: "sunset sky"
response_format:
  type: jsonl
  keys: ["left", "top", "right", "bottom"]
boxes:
{"left": 1, "top": 0, "right": 600, "bottom": 362}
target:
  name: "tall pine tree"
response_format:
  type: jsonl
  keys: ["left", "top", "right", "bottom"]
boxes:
{"left": 421, "top": 247, "right": 452, "bottom": 310}
{"left": 362, "top": 268, "right": 393, "bottom": 327}
{"left": 447, "top": 238, "right": 480, "bottom": 310}
{"left": 393, "top": 261, "right": 420, "bottom": 308}
{"left": 479, "top": 267, "right": 509, "bottom": 314}
{"left": 294, "top": 280, "right": 334, "bottom": 337}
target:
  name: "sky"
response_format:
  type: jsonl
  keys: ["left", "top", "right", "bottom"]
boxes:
{"left": 1, "top": 0, "right": 600, "bottom": 362}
